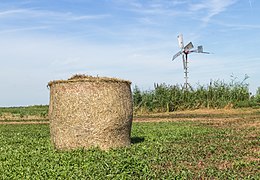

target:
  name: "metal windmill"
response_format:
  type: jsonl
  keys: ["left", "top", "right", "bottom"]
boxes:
{"left": 172, "top": 34, "right": 209, "bottom": 90}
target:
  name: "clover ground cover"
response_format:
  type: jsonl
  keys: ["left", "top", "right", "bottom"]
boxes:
{"left": 0, "top": 119, "right": 259, "bottom": 179}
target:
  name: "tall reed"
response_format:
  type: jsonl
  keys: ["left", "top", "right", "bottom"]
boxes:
{"left": 133, "top": 77, "right": 256, "bottom": 113}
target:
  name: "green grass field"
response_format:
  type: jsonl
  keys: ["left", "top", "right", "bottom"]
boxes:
{"left": 0, "top": 105, "right": 48, "bottom": 121}
{"left": 0, "top": 118, "right": 259, "bottom": 179}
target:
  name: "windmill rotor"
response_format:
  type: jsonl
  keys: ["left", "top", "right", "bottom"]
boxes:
{"left": 171, "top": 34, "right": 210, "bottom": 90}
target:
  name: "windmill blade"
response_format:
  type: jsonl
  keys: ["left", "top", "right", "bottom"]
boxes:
{"left": 182, "top": 54, "right": 187, "bottom": 69}
{"left": 177, "top": 34, "right": 184, "bottom": 49}
{"left": 184, "top": 42, "right": 194, "bottom": 51}
{"left": 172, "top": 51, "right": 182, "bottom": 61}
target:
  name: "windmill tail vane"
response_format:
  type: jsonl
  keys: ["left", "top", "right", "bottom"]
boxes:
{"left": 171, "top": 34, "right": 210, "bottom": 90}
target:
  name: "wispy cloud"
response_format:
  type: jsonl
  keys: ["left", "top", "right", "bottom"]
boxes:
{"left": 216, "top": 21, "right": 260, "bottom": 30}
{"left": 0, "top": 26, "right": 49, "bottom": 34}
{"left": 0, "top": 9, "right": 31, "bottom": 17}
{"left": 189, "top": 0, "right": 237, "bottom": 24}
{"left": 112, "top": 0, "right": 182, "bottom": 16}
{"left": 0, "top": 8, "right": 110, "bottom": 35}
{"left": 0, "top": 9, "right": 109, "bottom": 20}
{"left": 248, "top": 0, "right": 252, "bottom": 8}
{"left": 68, "top": 14, "right": 111, "bottom": 21}
{"left": 0, "top": 8, "right": 110, "bottom": 21}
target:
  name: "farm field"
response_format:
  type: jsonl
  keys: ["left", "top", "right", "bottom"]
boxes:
{"left": 0, "top": 107, "right": 259, "bottom": 179}
{"left": 0, "top": 105, "right": 48, "bottom": 123}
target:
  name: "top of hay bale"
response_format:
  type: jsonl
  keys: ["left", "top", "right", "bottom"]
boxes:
{"left": 48, "top": 74, "right": 131, "bottom": 87}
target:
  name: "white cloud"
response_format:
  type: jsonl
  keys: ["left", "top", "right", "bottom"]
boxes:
{"left": 68, "top": 14, "right": 111, "bottom": 21}
{"left": 0, "top": 8, "right": 111, "bottom": 38}
{"left": 189, "top": 0, "right": 237, "bottom": 24}
{"left": 217, "top": 22, "right": 260, "bottom": 30}
{"left": 0, "top": 8, "right": 110, "bottom": 22}
{"left": 0, "top": 26, "right": 49, "bottom": 34}
{"left": 111, "top": 0, "right": 182, "bottom": 16}
{"left": 0, "top": 9, "right": 30, "bottom": 17}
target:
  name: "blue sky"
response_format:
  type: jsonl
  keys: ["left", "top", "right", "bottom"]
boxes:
{"left": 0, "top": 0, "right": 259, "bottom": 106}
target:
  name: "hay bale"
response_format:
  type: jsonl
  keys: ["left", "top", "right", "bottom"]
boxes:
{"left": 48, "top": 75, "right": 133, "bottom": 150}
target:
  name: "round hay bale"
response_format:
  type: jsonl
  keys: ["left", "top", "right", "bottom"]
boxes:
{"left": 48, "top": 75, "right": 133, "bottom": 150}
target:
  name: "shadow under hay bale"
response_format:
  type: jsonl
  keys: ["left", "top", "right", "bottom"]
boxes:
{"left": 131, "top": 137, "right": 145, "bottom": 144}
{"left": 48, "top": 75, "right": 133, "bottom": 151}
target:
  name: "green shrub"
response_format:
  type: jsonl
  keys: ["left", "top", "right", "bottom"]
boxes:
{"left": 255, "top": 87, "right": 260, "bottom": 103}
{"left": 133, "top": 76, "right": 254, "bottom": 113}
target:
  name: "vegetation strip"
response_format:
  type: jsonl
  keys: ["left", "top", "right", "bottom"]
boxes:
{"left": 133, "top": 77, "right": 260, "bottom": 113}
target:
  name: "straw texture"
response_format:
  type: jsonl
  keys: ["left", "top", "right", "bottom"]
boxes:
{"left": 48, "top": 75, "right": 133, "bottom": 150}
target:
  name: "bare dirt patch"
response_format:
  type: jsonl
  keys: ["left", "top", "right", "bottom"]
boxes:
{"left": 134, "top": 108, "right": 260, "bottom": 128}
{"left": 0, "top": 113, "right": 47, "bottom": 121}
{"left": 0, "top": 121, "right": 49, "bottom": 125}
{"left": 1, "top": 108, "right": 259, "bottom": 127}
{"left": 217, "top": 161, "right": 233, "bottom": 170}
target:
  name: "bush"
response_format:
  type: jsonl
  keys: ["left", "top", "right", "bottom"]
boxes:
{"left": 255, "top": 87, "right": 260, "bottom": 103}
{"left": 133, "top": 76, "right": 254, "bottom": 113}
